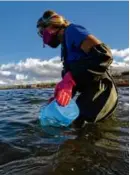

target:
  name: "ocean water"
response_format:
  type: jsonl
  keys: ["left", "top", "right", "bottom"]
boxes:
{"left": 0, "top": 87, "right": 129, "bottom": 175}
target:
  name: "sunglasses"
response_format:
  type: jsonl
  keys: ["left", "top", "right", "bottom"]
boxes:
{"left": 37, "top": 15, "right": 60, "bottom": 37}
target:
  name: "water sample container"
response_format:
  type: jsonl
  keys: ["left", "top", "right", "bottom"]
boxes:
{"left": 39, "top": 99, "right": 79, "bottom": 127}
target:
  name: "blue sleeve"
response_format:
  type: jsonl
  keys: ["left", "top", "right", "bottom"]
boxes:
{"left": 66, "top": 24, "right": 90, "bottom": 48}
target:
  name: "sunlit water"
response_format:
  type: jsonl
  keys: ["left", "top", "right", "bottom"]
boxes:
{"left": 0, "top": 87, "right": 129, "bottom": 175}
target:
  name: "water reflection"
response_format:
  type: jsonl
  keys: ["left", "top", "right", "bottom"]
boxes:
{"left": 0, "top": 87, "right": 128, "bottom": 175}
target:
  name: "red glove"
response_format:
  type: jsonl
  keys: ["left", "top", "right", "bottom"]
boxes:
{"left": 54, "top": 72, "right": 76, "bottom": 106}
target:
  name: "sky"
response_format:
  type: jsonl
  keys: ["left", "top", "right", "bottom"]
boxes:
{"left": 0, "top": 1, "right": 129, "bottom": 85}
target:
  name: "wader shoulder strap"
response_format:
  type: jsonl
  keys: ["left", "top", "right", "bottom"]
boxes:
{"left": 61, "top": 31, "right": 70, "bottom": 73}
{"left": 61, "top": 31, "right": 67, "bottom": 62}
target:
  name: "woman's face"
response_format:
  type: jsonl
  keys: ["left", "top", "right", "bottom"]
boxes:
{"left": 42, "top": 25, "right": 61, "bottom": 48}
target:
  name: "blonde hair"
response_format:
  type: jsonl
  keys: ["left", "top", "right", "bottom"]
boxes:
{"left": 42, "top": 10, "right": 70, "bottom": 28}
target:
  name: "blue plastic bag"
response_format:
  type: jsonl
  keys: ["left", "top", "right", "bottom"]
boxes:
{"left": 39, "top": 99, "right": 79, "bottom": 127}
{"left": 40, "top": 126, "right": 77, "bottom": 144}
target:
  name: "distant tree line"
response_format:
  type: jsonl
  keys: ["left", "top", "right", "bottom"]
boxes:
{"left": 0, "top": 71, "right": 129, "bottom": 90}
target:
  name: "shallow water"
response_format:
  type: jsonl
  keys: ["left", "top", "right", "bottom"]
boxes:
{"left": 0, "top": 87, "right": 129, "bottom": 175}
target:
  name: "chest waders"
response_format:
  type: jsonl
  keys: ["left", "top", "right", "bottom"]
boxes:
{"left": 61, "top": 34, "right": 118, "bottom": 126}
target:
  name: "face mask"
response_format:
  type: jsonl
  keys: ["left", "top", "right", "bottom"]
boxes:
{"left": 42, "top": 28, "right": 61, "bottom": 48}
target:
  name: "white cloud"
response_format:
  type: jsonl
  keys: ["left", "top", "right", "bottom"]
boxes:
{"left": 110, "top": 48, "right": 129, "bottom": 75}
{"left": 0, "top": 70, "right": 11, "bottom": 76}
{"left": 16, "top": 74, "right": 28, "bottom": 80}
{"left": 111, "top": 48, "right": 129, "bottom": 58}
{"left": 0, "top": 80, "right": 7, "bottom": 85}
{"left": 124, "top": 56, "right": 129, "bottom": 63}
{"left": 0, "top": 56, "right": 62, "bottom": 86}
{"left": 0, "top": 48, "right": 129, "bottom": 86}
{"left": 111, "top": 61, "right": 129, "bottom": 75}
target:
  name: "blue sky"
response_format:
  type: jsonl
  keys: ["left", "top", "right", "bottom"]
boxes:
{"left": 0, "top": 1, "right": 129, "bottom": 64}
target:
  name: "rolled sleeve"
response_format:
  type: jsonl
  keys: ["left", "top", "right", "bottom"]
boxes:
{"left": 68, "top": 24, "right": 90, "bottom": 48}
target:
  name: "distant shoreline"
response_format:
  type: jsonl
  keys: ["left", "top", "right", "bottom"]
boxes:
{"left": 0, "top": 83, "right": 129, "bottom": 90}
{"left": 0, "top": 75, "right": 129, "bottom": 90}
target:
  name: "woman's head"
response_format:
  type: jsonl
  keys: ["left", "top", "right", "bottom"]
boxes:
{"left": 37, "top": 10, "right": 69, "bottom": 48}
